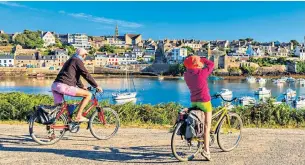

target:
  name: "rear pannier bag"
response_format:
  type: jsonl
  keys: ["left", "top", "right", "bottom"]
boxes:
{"left": 35, "top": 105, "right": 60, "bottom": 125}
{"left": 184, "top": 110, "right": 205, "bottom": 140}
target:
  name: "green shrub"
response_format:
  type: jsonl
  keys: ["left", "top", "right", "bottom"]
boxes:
{"left": 2, "top": 92, "right": 305, "bottom": 128}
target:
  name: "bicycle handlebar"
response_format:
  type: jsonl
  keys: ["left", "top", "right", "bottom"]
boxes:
{"left": 212, "top": 94, "right": 237, "bottom": 102}
{"left": 87, "top": 87, "right": 103, "bottom": 96}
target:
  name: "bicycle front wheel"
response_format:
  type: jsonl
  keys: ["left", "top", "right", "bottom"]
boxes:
{"left": 217, "top": 112, "right": 243, "bottom": 152}
{"left": 89, "top": 107, "right": 120, "bottom": 140}
{"left": 171, "top": 121, "right": 202, "bottom": 162}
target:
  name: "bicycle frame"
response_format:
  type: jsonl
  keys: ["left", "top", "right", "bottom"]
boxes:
{"left": 50, "top": 90, "right": 106, "bottom": 129}
{"left": 211, "top": 105, "right": 232, "bottom": 135}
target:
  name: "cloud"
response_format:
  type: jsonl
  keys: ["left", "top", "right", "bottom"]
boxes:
{"left": 0, "top": 1, "right": 49, "bottom": 13}
{"left": 60, "top": 11, "right": 143, "bottom": 28}
{"left": 0, "top": 1, "right": 27, "bottom": 8}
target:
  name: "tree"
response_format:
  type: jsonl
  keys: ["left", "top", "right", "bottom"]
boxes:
{"left": 63, "top": 45, "right": 76, "bottom": 56}
{"left": 55, "top": 37, "right": 62, "bottom": 48}
{"left": 99, "top": 44, "right": 115, "bottom": 53}
{"left": 89, "top": 47, "right": 97, "bottom": 55}
{"left": 0, "top": 34, "right": 9, "bottom": 41}
{"left": 150, "top": 56, "right": 155, "bottom": 63}
{"left": 296, "top": 62, "right": 305, "bottom": 73}
{"left": 41, "top": 49, "right": 52, "bottom": 55}
{"left": 0, "top": 33, "right": 10, "bottom": 46}
{"left": 182, "top": 46, "right": 194, "bottom": 54}
{"left": 290, "top": 40, "right": 300, "bottom": 48}
{"left": 228, "top": 67, "right": 241, "bottom": 75}
{"left": 14, "top": 30, "right": 44, "bottom": 49}
{"left": 245, "top": 38, "right": 254, "bottom": 42}
{"left": 240, "top": 64, "right": 257, "bottom": 75}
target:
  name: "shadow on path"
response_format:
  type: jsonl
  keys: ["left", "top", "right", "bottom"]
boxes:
{"left": 0, "top": 143, "right": 176, "bottom": 163}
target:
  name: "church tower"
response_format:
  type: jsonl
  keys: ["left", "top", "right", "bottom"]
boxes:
{"left": 115, "top": 24, "right": 119, "bottom": 38}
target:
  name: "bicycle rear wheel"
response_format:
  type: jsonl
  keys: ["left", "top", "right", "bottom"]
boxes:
{"left": 217, "top": 112, "right": 243, "bottom": 152}
{"left": 29, "top": 113, "right": 67, "bottom": 145}
{"left": 171, "top": 121, "right": 202, "bottom": 162}
{"left": 89, "top": 107, "right": 120, "bottom": 140}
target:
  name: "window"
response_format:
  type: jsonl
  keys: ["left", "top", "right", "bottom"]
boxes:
{"left": 0, "top": 60, "right": 1, "bottom": 63}
{"left": 4, "top": 60, "right": 6, "bottom": 63}
{"left": 9, "top": 60, "right": 11, "bottom": 62}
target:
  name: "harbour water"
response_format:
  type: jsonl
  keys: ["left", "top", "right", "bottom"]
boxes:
{"left": 1, "top": 77, "right": 305, "bottom": 107}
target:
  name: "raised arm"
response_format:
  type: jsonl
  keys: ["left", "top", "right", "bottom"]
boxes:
{"left": 201, "top": 58, "right": 214, "bottom": 77}
{"left": 75, "top": 59, "right": 98, "bottom": 88}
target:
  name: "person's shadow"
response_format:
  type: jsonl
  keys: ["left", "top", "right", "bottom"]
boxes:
{"left": 0, "top": 134, "right": 177, "bottom": 164}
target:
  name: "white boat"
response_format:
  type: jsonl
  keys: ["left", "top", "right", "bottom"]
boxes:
{"left": 179, "top": 76, "right": 184, "bottom": 80}
{"left": 158, "top": 75, "right": 164, "bottom": 80}
{"left": 255, "top": 87, "right": 271, "bottom": 95}
{"left": 114, "top": 98, "right": 137, "bottom": 105}
{"left": 219, "top": 88, "right": 233, "bottom": 97}
{"left": 286, "top": 77, "right": 295, "bottom": 83}
{"left": 112, "top": 68, "right": 137, "bottom": 100}
{"left": 293, "top": 96, "right": 305, "bottom": 109}
{"left": 257, "top": 78, "right": 266, "bottom": 84}
{"left": 298, "top": 79, "right": 305, "bottom": 86}
{"left": 280, "top": 77, "right": 288, "bottom": 81}
{"left": 273, "top": 78, "right": 286, "bottom": 85}
{"left": 284, "top": 88, "right": 296, "bottom": 101}
{"left": 257, "top": 94, "right": 271, "bottom": 102}
{"left": 246, "top": 76, "right": 256, "bottom": 83}
{"left": 112, "top": 92, "right": 137, "bottom": 100}
{"left": 239, "top": 96, "right": 256, "bottom": 106}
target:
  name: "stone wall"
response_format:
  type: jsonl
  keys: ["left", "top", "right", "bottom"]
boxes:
{"left": 257, "top": 65, "right": 287, "bottom": 74}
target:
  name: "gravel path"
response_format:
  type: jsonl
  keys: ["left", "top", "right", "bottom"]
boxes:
{"left": 1, "top": 124, "right": 305, "bottom": 165}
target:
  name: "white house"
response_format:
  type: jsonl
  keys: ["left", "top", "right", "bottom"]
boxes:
{"left": 54, "top": 49, "right": 69, "bottom": 66}
{"left": 132, "top": 46, "right": 143, "bottom": 58}
{"left": 170, "top": 47, "right": 188, "bottom": 63}
{"left": 42, "top": 31, "right": 55, "bottom": 47}
{"left": 68, "top": 33, "right": 91, "bottom": 49}
{"left": 106, "top": 36, "right": 126, "bottom": 48}
{"left": 106, "top": 55, "right": 136, "bottom": 65}
{"left": 261, "top": 46, "right": 273, "bottom": 55}
{"left": 0, "top": 55, "right": 14, "bottom": 67}
{"left": 95, "top": 54, "right": 109, "bottom": 66}
{"left": 295, "top": 46, "right": 305, "bottom": 60}
{"left": 143, "top": 54, "right": 154, "bottom": 63}
{"left": 117, "top": 56, "right": 137, "bottom": 65}
{"left": 245, "top": 45, "right": 264, "bottom": 56}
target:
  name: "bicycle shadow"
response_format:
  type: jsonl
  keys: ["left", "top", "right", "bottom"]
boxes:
{"left": 0, "top": 143, "right": 177, "bottom": 163}
{"left": 0, "top": 134, "right": 36, "bottom": 146}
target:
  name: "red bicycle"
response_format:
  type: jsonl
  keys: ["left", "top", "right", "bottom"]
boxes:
{"left": 29, "top": 87, "right": 120, "bottom": 145}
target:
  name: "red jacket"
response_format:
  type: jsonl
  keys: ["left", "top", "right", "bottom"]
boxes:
{"left": 184, "top": 58, "right": 214, "bottom": 102}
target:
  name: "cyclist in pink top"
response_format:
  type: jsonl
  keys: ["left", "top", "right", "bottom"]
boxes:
{"left": 184, "top": 55, "right": 214, "bottom": 161}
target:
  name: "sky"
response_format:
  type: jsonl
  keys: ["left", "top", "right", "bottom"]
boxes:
{"left": 0, "top": 1, "right": 305, "bottom": 43}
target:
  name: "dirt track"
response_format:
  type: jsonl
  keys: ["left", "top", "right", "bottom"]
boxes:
{"left": 1, "top": 124, "right": 305, "bottom": 165}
